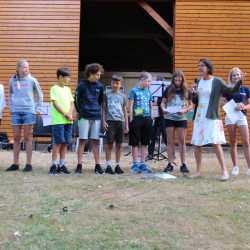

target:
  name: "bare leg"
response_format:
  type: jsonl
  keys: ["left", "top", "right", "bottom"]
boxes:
{"left": 193, "top": 146, "right": 202, "bottom": 177}
{"left": 239, "top": 125, "right": 250, "bottom": 168}
{"left": 77, "top": 139, "right": 87, "bottom": 164}
{"left": 105, "top": 143, "right": 113, "bottom": 162}
{"left": 177, "top": 128, "right": 186, "bottom": 165}
{"left": 60, "top": 144, "right": 67, "bottom": 162}
{"left": 91, "top": 139, "right": 100, "bottom": 165}
{"left": 52, "top": 144, "right": 61, "bottom": 162}
{"left": 141, "top": 145, "right": 148, "bottom": 162}
{"left": 213, "top": 144, "right": 228, "bottom": 176}
{"left": 115, "top": 143, "right": 122, "bottom": 163}
{"left": 13, "top": 125, "right": 22, "bottom": 165}
{"left": 23, "top": 125, "right": 33, "bottom": 165}
{"left": 132, "top": 146, "right": 139, "bottom": 163}
{"left": 227, "top": 125, "right": 237, "bottom": 166}
{"left": 166, "top": 127, "right": 175, "bottom": 163}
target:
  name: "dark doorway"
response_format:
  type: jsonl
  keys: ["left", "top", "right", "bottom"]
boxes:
{"left": 79, "top": 0, "right": 174, "bottom": 73}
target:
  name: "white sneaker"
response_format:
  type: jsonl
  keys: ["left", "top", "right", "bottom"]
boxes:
{"left": 220, "top": 172, "right": 230, "bottom": 181}
{"left": 231, "top": 166, "right": 239, "bottom": 177}
{"left": 247, "top": 168, "right": 250, "bottom": 176}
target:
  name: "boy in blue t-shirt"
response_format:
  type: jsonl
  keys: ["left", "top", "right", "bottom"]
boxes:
{"left": 128, "top": 72, "right": 153, "bottom": 174}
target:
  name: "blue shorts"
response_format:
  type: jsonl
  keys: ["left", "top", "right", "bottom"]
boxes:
{"left": 52, "top": 124, "right": 73, "bottom": 145}
{"left": 11, "top": 112, "right": 36, "bottom": 126}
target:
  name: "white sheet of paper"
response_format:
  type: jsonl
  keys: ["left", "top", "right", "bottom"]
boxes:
{"left": 40, "top": 102, "right": 52, "bottom": 126}
{"left": 151, "top": 105, "right": 159, "bottom": 118}
{"left": 39, "top": 102, "right": 50, "bottom": 115}
{"left": 41, "top": 115, "right": 52, "bottom": 126}
{"left": 223, "top": 99, "right": 245, "bottom": 123}
{"left": 165, "top": 106, "right": 182, "bottom": 114}
{"left": 141, "top": 173, "right": 177, "bottom": 180}
{"left": 154, "top": 173, "right": 177, "bottom": 179}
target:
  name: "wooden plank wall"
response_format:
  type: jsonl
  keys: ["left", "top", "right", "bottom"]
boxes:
{"left": 175, "top": 0, "right": 250, "bottom": 143}
{"left": 0, "top": 0, "right": 80, "bottom": 137}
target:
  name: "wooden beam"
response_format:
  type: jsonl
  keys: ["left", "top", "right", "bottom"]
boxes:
{"left": 154, "top": 38, "right": 170, "bottom": 54}
{"left": 137, "top": 0, "right": 174, "bottom": 38}
{"left": 81, "top": 33, "right": 166, "bottom": 39}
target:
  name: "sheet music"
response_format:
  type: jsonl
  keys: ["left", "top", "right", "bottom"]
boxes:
{"left": 149, "top": 81, "right": 170, "bottom": 97}
{"left": 223, "top": 99, "right": 245, "bottom": 123}
{"left": 164, "top": 106, "right": 182, "bottom": 114}
{"left": 40, "top": 102, "right": 52, "bottom": 126}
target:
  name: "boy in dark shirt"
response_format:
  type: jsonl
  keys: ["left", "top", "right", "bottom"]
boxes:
{"left": 74, "top": 63, "right": 104, "bottom": 174}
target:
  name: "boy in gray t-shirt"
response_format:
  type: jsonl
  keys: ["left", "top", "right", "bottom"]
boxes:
{"left": 102, "top": 75, "right": 128, "bottom": 174}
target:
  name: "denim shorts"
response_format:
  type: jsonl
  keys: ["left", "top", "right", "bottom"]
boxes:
{"left": 11, "top": 112, "right": 36, "bottom": 126}
{"left": 52, "top": 124, "right": 73, "bottom": 145}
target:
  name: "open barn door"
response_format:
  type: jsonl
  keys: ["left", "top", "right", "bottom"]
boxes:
{"left": 79, "top": 0, "right": 174, "bottom": 90}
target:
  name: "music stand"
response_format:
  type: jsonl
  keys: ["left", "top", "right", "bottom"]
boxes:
{"left": 148, "top": 81, "right": 170, "bottom": 161}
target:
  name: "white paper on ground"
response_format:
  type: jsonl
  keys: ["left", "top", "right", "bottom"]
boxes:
{"left": 223, "top": 99, "right": 245, "bottom": 123}
{"left": 154, "top": 173, "right": 177, "bottom": 179}
{"left": 141, "top": 173, "right": 177, "bottom": 180}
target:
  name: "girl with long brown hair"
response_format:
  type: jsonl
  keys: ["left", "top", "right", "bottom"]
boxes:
{"left": 161, "top": 70, "right": 193, "bottom": 173}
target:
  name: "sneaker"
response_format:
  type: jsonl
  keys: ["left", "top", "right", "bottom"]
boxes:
{"left": 247, "top": 168, "right": 250, "bottom": 176}
{"left": 105, "top": 165, "right": 115, "bottom": 175}
{"left": 75, "top": 164, "right": 82, "bottom": 174}
{"left": 6, "top": 164, "right": 19, "bottom": 171}
{"left": 231, "top": 166, "right": 239, "bottom": 177}
{"left": 164, "top": 163, "right": 174, "bottom": 173}
{"left": 59, "top": 165, "right": 71, "bottom": 174}
{"left": 180, "top": 163, "right": 189, "bottom": 173}
{"left": 49, "top": 164, "right": 57, "bottom": 175}
{"left": 139, "top": 163, "right": 152, "bottom": 173}
{"left": 219, "top": 172, "right": 230, "bottom": 181}
{"left": 23, "top": 164, "right": 33, "bottom": 172}
{"left": 146, "top": 154, "right": 153, "bottom": 161}
{"left": 56, "top": 165, "right": 61, "bottom": 174}
{"left": 95, "top": 164, "right": 104, "bottom": 174}
{"left": 115, "top": 165, "right": 124, "bottom": 174}
{"left": 131, "top": 163, "right": 141, "bottom": 174}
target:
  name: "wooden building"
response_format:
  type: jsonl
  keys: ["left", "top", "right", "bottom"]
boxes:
{"left": 0, "top": 0, "right": 250, "bottom": 143}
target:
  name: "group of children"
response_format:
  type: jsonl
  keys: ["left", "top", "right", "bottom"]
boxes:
{"left": 1, "top": 58, "right": 250, "bottom": 180}
{"left": 38, "top": 62, "right": 129, "bottom": 175}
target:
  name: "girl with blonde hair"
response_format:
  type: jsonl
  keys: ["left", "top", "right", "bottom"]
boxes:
{"left": 223, "top": 67, "right": 250, "bottom": 177}
{"left": 6, "top": 59, "right": 43, "bottom": 172}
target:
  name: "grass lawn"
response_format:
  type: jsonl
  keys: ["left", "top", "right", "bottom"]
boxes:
{"left": 0, "top": 148, "right": 250, "bottom": 250}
